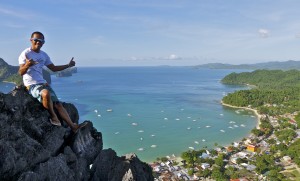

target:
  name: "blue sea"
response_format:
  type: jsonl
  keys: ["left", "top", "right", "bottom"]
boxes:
{"left": 0, "top": 67, "right": 257, "bottom": 162}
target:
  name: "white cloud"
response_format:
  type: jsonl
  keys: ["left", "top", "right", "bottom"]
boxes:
{"left": 127, "top": 54, "right": 186, "bottom": 61}
{"left": 130, "top": 56, "right": 138, "bottom": 61}
{"left": 167, "top": 54, "right": 181, "bottom": 60}
{"left": 258, "top": 28, "right": 270, "bottom": 38}
{"left": 128, "top": 55, "right": 180, "bottom": 61}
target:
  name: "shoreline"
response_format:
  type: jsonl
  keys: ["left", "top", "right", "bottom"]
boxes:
{"left": 2, "top": 80, "right": 16, "bottom": 84}
{"left": 221, "top": 100, "right": 261, "bottom": 129}
{"left": 149, "top": 101, "right": 262, "bottom": 164}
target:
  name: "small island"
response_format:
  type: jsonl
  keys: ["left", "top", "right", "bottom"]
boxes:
{"left": 152, "top": 69, "right": 300, "bottom": 180}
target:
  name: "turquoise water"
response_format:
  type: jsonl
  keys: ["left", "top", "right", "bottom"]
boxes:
{"left": 0, "top": 67, "right": 257, "bottom": 162}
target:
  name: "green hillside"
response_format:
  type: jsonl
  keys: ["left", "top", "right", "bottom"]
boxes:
{"left": 0, "top": 58, "right": 22, "bottom": 85}
{"left": 221, "top": 69, "right": 300, "bottom": 115}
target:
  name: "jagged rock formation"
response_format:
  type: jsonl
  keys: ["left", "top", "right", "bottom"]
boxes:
{"left": 0, "top": 87, "right": 153, "bottom": 181}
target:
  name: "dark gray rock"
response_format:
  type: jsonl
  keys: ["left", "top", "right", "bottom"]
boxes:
{"left": 91, "top": 149, "right": 153, "bottom": 181}
{"left": 0, "top": 87, "right": 153, "bottom": 181}
{"left": 70, "top": 121, "right": 103, "bottom": 164}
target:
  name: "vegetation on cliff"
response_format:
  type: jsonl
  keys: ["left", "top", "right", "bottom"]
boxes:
{"left": 0, "top": 58, "right": 22, "bottom": 85}
{"left": 221, "top": 69, "right": 300, "bottom": 115}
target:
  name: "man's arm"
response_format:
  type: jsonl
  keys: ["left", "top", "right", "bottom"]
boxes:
{"left": 46, "top": 57, "right": 75, "bottom": 72}
{"left": 19, "top": 59, "right": 38, "bottom": 76}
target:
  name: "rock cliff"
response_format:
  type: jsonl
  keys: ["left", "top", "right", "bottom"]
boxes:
{"left": 0, "top": 86, "right": 153, "bottom": 181}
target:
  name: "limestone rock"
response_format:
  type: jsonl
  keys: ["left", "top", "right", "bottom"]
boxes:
{"left": 0, "top": 87, "right": 153, "bottom": 181}
{"left": 90, "top": 149, "right": 153, "bottom": 181}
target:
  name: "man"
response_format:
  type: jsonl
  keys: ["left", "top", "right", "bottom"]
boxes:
{"left": 19, "top": 31, "right": 80, "bottom": 132}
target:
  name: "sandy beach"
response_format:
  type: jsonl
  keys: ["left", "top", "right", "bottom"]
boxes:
{"left": 221, "top": 100, "right": 261, "bottom": 129}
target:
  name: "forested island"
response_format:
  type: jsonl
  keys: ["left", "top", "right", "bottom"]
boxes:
{"left": 153, "top": 69, "right": 300, "bottom": 180}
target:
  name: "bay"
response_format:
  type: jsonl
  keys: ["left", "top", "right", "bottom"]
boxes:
{"left": 0, "top": 67, "right": 256, "bottom": 162}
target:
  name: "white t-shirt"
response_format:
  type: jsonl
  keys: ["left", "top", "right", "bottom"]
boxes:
{"left": 18, "top": 48, "right": 53, "bottom": 86}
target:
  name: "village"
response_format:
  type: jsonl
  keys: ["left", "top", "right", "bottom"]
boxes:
{"left": 150, "top": 109, "right": 300, "bottom": 181}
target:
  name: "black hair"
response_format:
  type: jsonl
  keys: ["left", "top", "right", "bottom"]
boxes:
{"left": 31, "top": 31, "right": 45, "bottom": 39}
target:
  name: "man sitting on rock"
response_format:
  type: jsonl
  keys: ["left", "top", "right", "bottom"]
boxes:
{"left": 18, "top": 31, "right": 82, "bottom": 133}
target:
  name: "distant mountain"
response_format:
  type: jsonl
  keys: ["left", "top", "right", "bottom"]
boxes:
{"left": 195, "top": 60, "right": 300, "bottom": 70}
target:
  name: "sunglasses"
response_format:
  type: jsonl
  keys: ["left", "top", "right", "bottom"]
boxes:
{"left": 31, "top": 38, "right": 45, "bottom": 44}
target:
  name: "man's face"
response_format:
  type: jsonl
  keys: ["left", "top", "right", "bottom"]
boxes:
{"left": 30, "top": 33, "right": 44, "bottom": 52}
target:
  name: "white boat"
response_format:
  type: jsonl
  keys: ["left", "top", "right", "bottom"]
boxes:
{"left": 194, "top": 141, "right": 199, "bottom": 144}
{"left": 138, "top": 148, "right": 144, "bottom": 151}
{"left": 151, "top": 145, "right": 157, "bottom": 148}
{"left": 132, "top": 123, "right": 138, "bottom": 126}
{"left": 220, "top": 130, "right": 225, "bottom": 132}
{"left": 188, "top": 147, "right": 195, "bottom": 150}
{"left": 106, "top": 109, "right": 113, "bottom": 112}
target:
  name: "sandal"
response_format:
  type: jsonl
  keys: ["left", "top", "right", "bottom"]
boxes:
{"left": 49, "top": 118, "right": 62, "bottom": 126}
{"left": 73, "top": 122, "right": 88, "bottom": 134}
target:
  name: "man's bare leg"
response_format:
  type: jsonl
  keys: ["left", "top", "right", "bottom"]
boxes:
{"left": 41, "top": 89, "right": 61, "bottom": 126}
{"left": 54, "top": 103, "right": 79, "bottom": 132}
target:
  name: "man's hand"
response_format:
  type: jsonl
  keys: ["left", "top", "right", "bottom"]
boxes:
{"left": 19, "top": 58, "right": 38, "bottom": 76}
{"left": 26, "top": 58, "right": 39, "bottom": 66}
{"left": 68, "top": 57, "right": 75, "bottom": 67}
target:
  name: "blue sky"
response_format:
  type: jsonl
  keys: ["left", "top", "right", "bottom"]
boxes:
{"left": 1, "top": 0, "right": 300, "bottom": 67}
